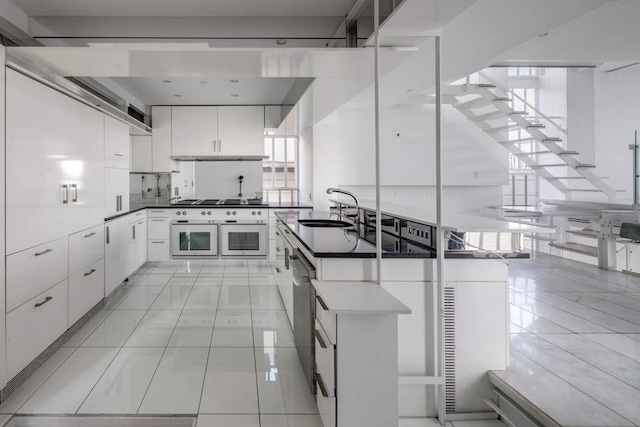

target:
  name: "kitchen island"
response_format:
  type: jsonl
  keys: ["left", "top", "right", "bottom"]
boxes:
{"left": 273, "top": 209, "right": 519, "bottom": 421}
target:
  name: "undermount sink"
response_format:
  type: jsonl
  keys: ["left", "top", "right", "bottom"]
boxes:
{"left": 298, "top": 219, "right": 354, "bottom": 228}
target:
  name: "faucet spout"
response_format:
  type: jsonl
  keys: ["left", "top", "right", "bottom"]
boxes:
{"left": 326, "top": 188, "right": 359, "bottom": 225}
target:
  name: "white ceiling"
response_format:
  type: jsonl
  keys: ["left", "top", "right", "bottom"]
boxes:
{"left": 9, "top": 0, "right": 358, "bottom": 17}
{"left": 110, "top": 77, "right": 298, "bottom": 106}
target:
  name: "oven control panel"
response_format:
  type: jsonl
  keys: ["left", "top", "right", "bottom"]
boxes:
{"left": 172, "top": 208, "right": 267, "bottom": 219}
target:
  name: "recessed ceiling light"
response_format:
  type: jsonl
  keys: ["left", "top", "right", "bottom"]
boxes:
{"left": 199, "top": 80, "right": 207, "bottom": 84}
{"left": 230, "top": 94, "right": 239, "bottom": 98}
{"left": 173, "top": 94, "right": 182, "bottom": 97}
{"left": 162, "top": 79, "right": 172, "bottom": 83}
{"left": 230, "top": 79, "right": 239, "bottom": 83}
{"left": 275, "top": 39, "right": 287, "bottom": 46}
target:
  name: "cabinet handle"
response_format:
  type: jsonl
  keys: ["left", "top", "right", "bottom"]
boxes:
{"left": 314, "top": 329, "right": 327, "bottom": 349}
{"left": 84, "top": 232, "right": 96, "bottom": 238}
{"left": 106, "top": 226, "right": 110, "bottom": 244}
{"left": 284, "top": 248, "right": 290, "bottom": 270}
{"left": 62, "top": 184, "right": 69, "bottom": 204}
{"left": 151, "top": 219, "right": 165, "bottom": 222}
{"left": 317, "top": 295, "right": 329, "bottom": 311}
{"left": 315, "top": 373, "right": 329, "bottom": 398}
{"left": 34, "top": 296, "right": 53, "bottom": 307}
{"left": 276, "top": 247, "right": 281, "bottom": 252}
{"left": 34, "top": 248, "right": 52, "bottom": 257}
{"left": 71, "top": 184, "right": 78, "bottom": 202}
{"left": 276, "top": 231, "right": 280, "bottom": 236}
{"left": 213, "top": 140, "right": 217, "bottom": 153}
{"left": 218, "top": 140, "right": 222, "bottom": 152}
{"left": 151, "top": 241, "right": 164, "bottom": 244}
{"left": 284, "top": 229, "right": 290, "bottom": 234}
{"left": 133, "top": 225, "right": 136, "bottom": 240}
{"left": 114, "top": 153, "right": 124, "bottom": 157}
{"left": 151, "top": 210, "right": 164, "bottom": 213}
{"left": 275, "top": 267, "right": 281, "bottom": 273}
{"left": 84, "top": 269, "right": 96, "bottom": 277}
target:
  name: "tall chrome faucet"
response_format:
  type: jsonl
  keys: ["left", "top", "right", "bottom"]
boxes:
{"left": 326, "top": 188, "right": 359, "bottom": 225}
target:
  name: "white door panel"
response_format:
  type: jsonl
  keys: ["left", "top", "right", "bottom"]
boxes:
{"left": 171, "top": 106, "right": 218, "bottom": 156}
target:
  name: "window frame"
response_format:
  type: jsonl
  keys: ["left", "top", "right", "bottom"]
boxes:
{"left": 263, "top": 135, "right": 300, "bottom": 204}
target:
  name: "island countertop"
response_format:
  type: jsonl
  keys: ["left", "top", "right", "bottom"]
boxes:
{"left": 274, "top": 210, "right": 530, "bottom": 260}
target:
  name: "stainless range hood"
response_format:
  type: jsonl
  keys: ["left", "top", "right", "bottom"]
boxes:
{"left": 171, "top": 156, "right": 267, "bottom": 161}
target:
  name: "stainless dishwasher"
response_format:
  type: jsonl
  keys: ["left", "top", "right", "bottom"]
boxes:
{"left": 291, "top": 249, "right": 317, "bottom": 393}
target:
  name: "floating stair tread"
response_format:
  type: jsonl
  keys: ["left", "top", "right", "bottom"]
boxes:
{"left": 527, "top": 123, "right": 546, "bottom": 128}
{"left": 576, "top": 164, "right": 596, "bottom": 168}
{"left": 549, "top": 242, "right": 598, "bottom": 257}
{"left": 510, "top": 111, "right": 529, "bottom": 115}
{"left": 497, "top": 137, "right": 536, "bottom": 144}
{"left": 566, "top": 229, "right": 599, "bottom": 238}
{"left": 559, "top": 151, "right": 580, "bottom": 155}
{"left": 547, "top": 176, "right": 587, "bottom": 180}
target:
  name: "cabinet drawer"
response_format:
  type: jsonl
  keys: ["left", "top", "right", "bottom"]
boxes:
{"left": 316, "top": 296, "right": 336, "bottom": 345}
{"left": 148, "top": 218, "right": 170, "bottom": 239}
{"left": 69, "top": 258, "right": 105, "bottom": 326}
{"left": 316, "top": 375, "right": 336, "bottom": 427}
{"left": 69, "top": 225, "right": 104, "bottom": 275}
{"left": 315, "top": 320, "right": 335, "bottom": 397}
{"left": 129, "top": 210, "right": 146, "bottom": 224}
{"left": 7, "top": 279, "right": 68, "bottom": 379}
{"left": 148, "top": 240, "right": 170, "bottom": 261}
{"left": 7, "top": 237, "right": 68, "bottom": 312}
{"left": 147, "top": 209, "right": 169, "bottom": 218}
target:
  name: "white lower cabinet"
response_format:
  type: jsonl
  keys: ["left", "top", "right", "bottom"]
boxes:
{"left": 147, "top": 213, "right": 170, "bottom": 261}
{"left": 105, "top": 215, "right": 135, "bottom": 296}
{"left": 69, "top": 225, "right": 105, "bottom": 276}
{"left": 69, "top": 258, "right": 105, "bottom": 326}
{"left": 133, "top": 216, "right": 147, "bottom": 270}
{"left": 6, "top": 237, "right": 68, "bottom": 313}
{"left": 6, "top": 279, "right": 69, "bottom": 379}
{"left": 313, "top": 282, "right": 409, "bottom": 427}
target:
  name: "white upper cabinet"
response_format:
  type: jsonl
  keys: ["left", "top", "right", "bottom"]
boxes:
{"left": 152, "top": 106, "right": 174, "bottom": 172}
{"left": 217, "top": 106, "right": 265, "bottom": 156}
{"left": 170, "top": 106, "right": 265, "bottom": 157}
{"left": 171, "top": 106, "right": 218, "bottom": 156}
{"left": 105, "top": 115, "right": 130, "bottom": 169}
{"left": 105, "top": 167, "right": 130, "bottom": 218}
{"left": 131, "top": 136, "right": 153, "bottom": 172}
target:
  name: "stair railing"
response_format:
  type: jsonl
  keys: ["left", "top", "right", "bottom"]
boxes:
{"left": 476, "top": 70, "right": 567, "bottom": 135}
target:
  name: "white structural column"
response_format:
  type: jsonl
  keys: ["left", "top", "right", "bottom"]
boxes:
{"left": 434, "top": 36, "right": 445, "bottom": 424}
{"left": 373, "top": 0, "right": 382, "bottom": 285}
{"left": 0, "top": 45, "right": 6, "bottom": 391}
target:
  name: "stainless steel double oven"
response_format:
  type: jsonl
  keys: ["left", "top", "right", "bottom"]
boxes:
{"left": 171, "top": 219, "right": 267, "bottom": 259}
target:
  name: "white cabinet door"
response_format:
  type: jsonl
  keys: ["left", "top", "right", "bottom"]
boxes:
{"left": 69, "top": 258, "right": 104, "bottom": 326}
{"left": 67, "top": 103, "right": 106, "bottom": 234}
{"left": 131, "top": 136, "right": 153, "bottom": 172}
{"left": 171, "top": 106, "right": 218, "bottom": 156}
{"left": 6, "top": 69, "right": 71, "bottom": 254}
{"left": 133, "top": 218, "right": 147, "bottom": 270}
{"left": 6, "top": 279, "right": 68, "bottom": 379}
{"left": 105, "top": 216, "right": 134, "bottom": 296}
{"left": 105, "top": 167, "right": 130, "bottom": 217}
{"left": 152, "top": 106, "right": 174, "bottom": 172}
{"left": 217, "top": 106, "right": 265, "bottom": 156}
{"left": 148, "top": 240, "right": 170, "bottom": 261}
{"left": 69, "top": 224, "right": 105, "bottom": 276}
{"left": 105, "top": 116, "right": 130, "bottom": 169}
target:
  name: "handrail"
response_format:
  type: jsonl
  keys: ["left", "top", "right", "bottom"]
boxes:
{"left": 477, "top": 70, "right": 567, "bottom": 135}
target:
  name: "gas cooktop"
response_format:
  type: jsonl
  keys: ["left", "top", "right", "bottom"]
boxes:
{"left": 172, "top": 198, "right": 268, "bottom": 207}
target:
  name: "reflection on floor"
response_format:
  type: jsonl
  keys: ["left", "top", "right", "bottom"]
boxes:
{"left": 495, "top": 253, "right": 640, "bottom": 427}
{"left": 0, "top": 261, "right": 322, "bottom": 427}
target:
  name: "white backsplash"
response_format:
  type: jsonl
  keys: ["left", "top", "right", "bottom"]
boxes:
{"left": 193, "top": 161, "right": 263, "bottom": 199}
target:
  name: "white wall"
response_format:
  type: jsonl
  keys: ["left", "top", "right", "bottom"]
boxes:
{"left": 193, "top": 161, "right": 262, "bottom": 200}
{"left": 312, "top": 101, "right": 509, "bottom": 213}
{"left": 594, "top": 71, "right": 640, "bottom": 204}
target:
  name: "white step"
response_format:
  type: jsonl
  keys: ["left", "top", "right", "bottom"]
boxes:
{"left": 472, "top": 111, "right": 505, "bottom": 121}
{"left": 549, "top": 242, "right": 598, "bottom": 257}
{"left": 566, "top": 229, "right": 599, "bottom": 238}
{"left": 497, "top": 137, "right": 536, "bottom": 144}
{"left": 487, "top": 124, "right": 519, "bottom": 133}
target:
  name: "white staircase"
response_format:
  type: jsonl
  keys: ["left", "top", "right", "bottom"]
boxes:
{"left": 447, "top": 83, "right": 620, "bottom": 202}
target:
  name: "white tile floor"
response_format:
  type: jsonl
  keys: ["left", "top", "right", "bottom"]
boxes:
{"left": 0, "top": 260, "right": 322, "bottom": 427}
{"left": 496, "top": 253, "right": 640, "bottom": 427}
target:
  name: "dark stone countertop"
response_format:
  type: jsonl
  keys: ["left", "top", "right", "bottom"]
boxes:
{"left": 275, "top": 210, "right": 530, "bottom": 260}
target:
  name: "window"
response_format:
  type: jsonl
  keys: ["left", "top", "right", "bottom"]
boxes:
{"left": 263, "top": 136, "right": 299, "bottom": 204}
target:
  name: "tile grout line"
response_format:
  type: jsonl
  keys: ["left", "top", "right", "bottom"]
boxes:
{"left": 74, "top": 269, "right": 175, "bottom": 415}
{"left": 195, "top": 261, "right": 223, "bottom": 418}
{"left": 135, "top": 261, "right": 202, "bottom": 415}
{"left": 511, "top": 347, "right": 638, "bottom": 427}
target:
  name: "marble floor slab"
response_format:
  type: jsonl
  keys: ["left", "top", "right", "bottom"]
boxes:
{"left": 500, "top": 253, "right": 640, "bottom": 426}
